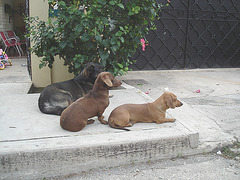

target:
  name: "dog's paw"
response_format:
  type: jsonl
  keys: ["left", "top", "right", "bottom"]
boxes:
{"left": 87, "top": 119, "right": 95, "bottom": 124}
{"left": 166, "top": 118, "right": 176, "bottom": 122}
{"left": 100, "top": 120, "right": 108, "bottom": 125}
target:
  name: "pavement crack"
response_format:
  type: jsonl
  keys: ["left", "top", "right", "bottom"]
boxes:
{"left": 192, "top": 107, "right": 222, "bottom": 130}
{"left": 0, "top": 135, "right": 72, "bottom": 143}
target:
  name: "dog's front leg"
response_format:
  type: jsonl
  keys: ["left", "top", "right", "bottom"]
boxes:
{"left": 164, "top": 118, "right": 176, "bottom": 122}
{"left": 98, "top": 115, "right": 108, "bottom": 124}
{"left": 155, "top": 116, "right": 175, "bottom": 124}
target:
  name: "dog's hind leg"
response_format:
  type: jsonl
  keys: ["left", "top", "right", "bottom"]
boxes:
{"left": 48, "top": 93, "right": 74, "bottom": 115}
{"left": 39, "top": 89, "right": 74, "bottom": 115}
{"left": 54, "top": 106, "right": 67, "bottom": 116}
{"left": 42, "top": 101, "right": 69, "bottom": 116}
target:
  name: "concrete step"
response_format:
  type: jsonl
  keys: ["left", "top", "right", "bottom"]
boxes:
{"left": 0, "top": 83, "right": 199, "bottom": 179}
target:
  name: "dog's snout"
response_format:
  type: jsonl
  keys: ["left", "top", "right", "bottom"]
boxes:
{"left": 175, "top": 100, "right": 183, "bottom": 107}
{"left": 113, "top": 79, "right": 122, "bottom": 87}
{"left": 179, "top": 101, "right": 183, "bottom": 106}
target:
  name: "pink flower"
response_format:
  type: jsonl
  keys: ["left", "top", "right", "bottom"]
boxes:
{"left": 193, "top": 89, "right": 201, "bottom": 93}
{"left": 140, "top": 38, "right": 145, "bottom": 51}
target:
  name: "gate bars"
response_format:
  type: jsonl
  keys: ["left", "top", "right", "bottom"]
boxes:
{"left": 130, "top": 0, "right": 240, "bottom": 70}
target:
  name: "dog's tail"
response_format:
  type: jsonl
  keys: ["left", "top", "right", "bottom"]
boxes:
{"left": 108, "top": 119, "right": 130, "bottom": 131}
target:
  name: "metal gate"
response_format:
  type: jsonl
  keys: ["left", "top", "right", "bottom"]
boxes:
{"left": 130, "top": 0, "right": 240, "bottom": 70}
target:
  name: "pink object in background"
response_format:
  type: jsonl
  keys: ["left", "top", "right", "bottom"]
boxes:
{"left": 194, "top": 89, "right": 201, "bottom": 93}
{"left": 140, "top": 38, "right": 145, "bottom": 51}
{"left": 4, "top": 53, "right": 8, "bottom": 60}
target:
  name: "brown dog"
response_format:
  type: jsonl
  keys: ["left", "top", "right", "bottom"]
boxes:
{"left": 60, "top": 72, "right": 122, "bottom": 132}
{"left": 108, "top": 92, "right": 183, "bottom": 131}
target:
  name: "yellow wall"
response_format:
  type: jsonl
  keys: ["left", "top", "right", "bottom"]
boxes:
{"left": 29, "top": 0, "right": 74, "bottom": 88}
{"left": 52, "top": 56, "right": 74, "bottom": 83}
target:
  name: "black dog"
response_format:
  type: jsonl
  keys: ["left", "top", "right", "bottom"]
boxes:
{"left": 38, "top": 62, "right": 103, "bottom": 115}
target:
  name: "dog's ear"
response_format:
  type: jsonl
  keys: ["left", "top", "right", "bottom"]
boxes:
{"left": 82, "top": 69, "right": 88, "bottom": 78}
{"left": 86, "top": 64, "right": 95, "bottom": 72}
{"left": 101, "top": 74, "right": 113, "bottom": 87}
{"left": 82, "top": 63, "right": 95, "bottom": 77}
{"left": 165, "top": 94, "right": 175, "bottom": 109}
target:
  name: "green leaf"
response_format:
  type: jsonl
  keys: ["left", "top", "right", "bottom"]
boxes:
{"left": 82, "top": 20, "right": 89, "bottom": 27}
{"left": 98, "top": 0, "right": 107, "bottom": 6}
{"left": 135, "top": 6, "right": 140, "bottom": 12}
{"left": 118, "top": 3, "right": 124, "bottom": 9}
{"left": 143, "top": 19, "right": 148, "bottom": 25}
{"left": 100, "top": 17, "right": 109, "bottom": 24}
{"left": 69, "top": 10, "right": 74, "bottom": 15}
{"left": 100, "top": 58, "right": 107, "bottom": 67}
{"left": 102, "top": 39, "right": 110, "bottom": 47}
{"left": 99, "top": 49, "right": 109, "bottom": 60}
{"left": 75, "top": 10, "right": 81, "bottom": 15}
{"left": 115, "top": 31, "right": 123, "bottom": 37}
{"left": 74, "top": 61, "right": 81, "bottom": 69}
{"left": 111, "top": 45, "right": 118, "bottom": 52}
{"left": 98, "top": 24, "right": 104, "bottom": 31}
{"left": 39, "top": 63, "right": 44, "bottom": 69}
{"left": 74, "top": 24, "right": 83, "bottom": 33}
{"left": 128, "top": 11, "right": 135, "bottom": 16}
{"left": 95, "top": 34, "right": 102, "bottom": 42}
{"left": 59, "top": 41, "right": 67, "bottom": 49}
{"left": 58, "top": 1, "right": 66, "bottom": 6}
{"left": 109, "top": 1, "right": 115, "bottom": 5}
{"left": 117, "top": 63, "right": 123, "bottom": 68}
{"left": 81, "top": 33, "right": 89, "bottom": 41}
{"left": 119, "top": 26, "right": 125, "bottom": 31}
{"left": 110, "top": 37, "right": 117, "bottom": 45}
{"left": 119, "top": 37, "right": 124, "bottom": 43}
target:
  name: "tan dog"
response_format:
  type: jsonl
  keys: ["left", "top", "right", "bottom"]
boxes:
{"left": 60, "top": 72, "right": 122, "bottom": 132}
{"left": 108, "top": 92, "right": 183, "bottom": 131}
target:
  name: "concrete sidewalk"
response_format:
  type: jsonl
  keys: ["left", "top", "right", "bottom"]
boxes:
{"left": 0, "top": 58, "right": 239, "bottom": 179}
{"left": 122, "top": 68, "right": 240, "bottom": 150}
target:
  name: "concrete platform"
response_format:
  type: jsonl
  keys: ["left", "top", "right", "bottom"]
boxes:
{"left": 0, "top": 82, "right": 198, "bottom": 179}
{"left": 0, "top": 58, "right": 198, "bottom": 179}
